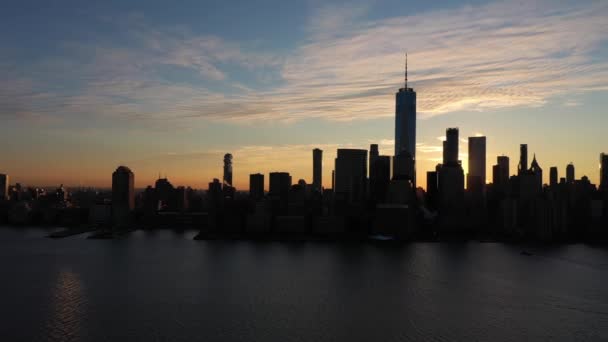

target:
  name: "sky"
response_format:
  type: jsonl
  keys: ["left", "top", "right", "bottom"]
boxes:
{"left": 1, "top": 0, "right": 607, "bottom": 190}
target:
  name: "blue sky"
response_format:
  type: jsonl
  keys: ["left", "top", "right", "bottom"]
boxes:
{"left": 1, "top": 0, "right": 607, "bottom": 189}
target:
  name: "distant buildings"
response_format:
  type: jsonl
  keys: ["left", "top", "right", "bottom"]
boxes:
{"left": 492, "top": 156, "right": 510, "bottom": 191}
{"left": 334, "top": 149, "right": 367, "bottom": 203}
{"left": 444, "top": 128, "right": 459, "bottom": 165}
{"left": 313, "top": 148, "right": 323, "bottom": 192}
{"left": 111, "top": 166, "right": 134, "bottom": 226}
{"left": 249, "top": 173, "right": 264, "bottom": 200}
{"left": 518, "top": 144, "right": 528, "bottom": 175}
{"left": 0, "top": 173, "right": 8, "bottom": 201}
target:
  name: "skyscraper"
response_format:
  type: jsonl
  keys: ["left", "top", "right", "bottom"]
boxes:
{"left": 112, "top": 166, "right": 134, "bottom": 225}
{"left": 313, "top": 148, "right": 323, "bottom": 191}
{"left": 566, "top": 163, "right": 575, "bottom": 184}
{"left": 550, "top": 167, "right": 558, "bottom": 187}
{"left": 444, "top": 128, "right": 459, "bottom": 165}
{"left": 468, "top": 136, "right": 486, "bottom": 190}
{"left": 249, "top": 173, "right": 264, "bottom": 200}
{"left": 370, "top": 155, "right": 390, "bottom": 202}
{"left": 601, "top": 153, "right": 608, "bottom": 191}
{"left": 492, "top": 156, "right": 510, "bottom": 194}
{"left": 394, "top": 54, "right": 417, "bottom": 184}
{"left": 334, "top": 149, "right": 367, "bottom": 202}
{"left": 518, "top": 144, "right": 528, "bottom": 175}
{"left": 369, "top": 144, "right": 379, "bottom": 173}
{"left": 0, "top": 173, "right": 8, "bottom": 201}
{"left": 223, "top": 153, "right": 233, "bottom": 187}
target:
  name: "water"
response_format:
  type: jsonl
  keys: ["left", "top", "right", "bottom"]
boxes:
{"left": 1, "top": 227, "right": 608, "bottom": 341}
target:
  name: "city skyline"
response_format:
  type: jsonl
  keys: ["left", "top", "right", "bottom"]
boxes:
{"left": 2, "top": 0, "right": 608, "bottom": 189}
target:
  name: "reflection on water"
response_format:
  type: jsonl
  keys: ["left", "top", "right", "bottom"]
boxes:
{"left": 45, "top": 270, "right": 86, "bottom": 342}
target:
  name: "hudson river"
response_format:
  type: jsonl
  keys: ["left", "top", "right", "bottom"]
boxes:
{"left": 2, "top": 227, "right": 608, "bottom": 341}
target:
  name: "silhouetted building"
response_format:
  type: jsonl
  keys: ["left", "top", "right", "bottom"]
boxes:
{"left": 601, "top": 153, "right": 608, "bottom": 191}
{"left": 518, "top": 144, "right": 528, "bottom": 175}
{"left": 550, "top": 167, "right": 558, "bottom": 188}
{"left": 394, "top": 54, "right": 417, "bottom": 186}
{"left": 334, "top": 149, "right": 367, "bottom": 203}
{"left": 313, "top": 148, "right": 323, "bottom": 191}
{"left": 223, "top": 153, "right": 233, "bottom": 187}
{"left": 426, "top": 171, "right": 438, "bottom": 209}
{"left": 111, "top": 166, "right": 134, "bottom": 226}
{"left": 468, "top": 136, "right": 486, "bottom": 192}
{"left": 369, "top": 144, "right": 379, "bottom": 168}
{"left": 444, "top": 128, "right": 459, "bottom": 165}
{"left": 393, "top": 152, "right": 415, "bottom": 182}
{"left": 155, "top": 177, "right": 175, "bottom": 210}
{"left": 493, "top": 156, "right": 510, "bottom": 190}
{"left": 370, "top": 155, "right": 390, "bottom": 203}
{"left": 0, "top": 173, "right": 8, "bottom": 201}
{"left": 269, "top": 172, "right": 292, "bottom": 203}
{"left": 249, "top": 173, "right": 264, "bottom": 201}
{"left": 566, "top": 163, "right": 575, "bottom": 184}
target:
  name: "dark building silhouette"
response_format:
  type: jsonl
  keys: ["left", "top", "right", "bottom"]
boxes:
{"left": 111, "top": 166, "right": 134, "bottom": 226}
{"left": 394, "top": 54, "right": 417, "bottom": 186}
{"left": 566, "top": 162, "right": 575, "bottom": 184}
{"left": 370, "top": 155, "right": 390, "bottom": 203}
{"left": 601, "top": 153, "right": 608, "bottom": 191}
{"left": 444, "top": 128, "right": 459, "bottom": 165}
{"left": 334, "top": 149, "right": 367, "bottom": 203}
{"left": 155, "top": 177, "right": 175, "bottom": 210}
{"left": 249, "top": 173, "right": 264, "bottom": 201}
{"left": 550, "top": 167, "right": 558, "bottom": 188}
{"left": 492, "top": 156, "right": 510, "bottom": 190}
{"left": 313, "top": 148, "right": 323, "bottom": 192}
{"left": 0, "top": 173, "right": 8, "bottom": 201}
{"left": 518, "top": 144, "right": 528, "bottom": 176}
{"left": 467, "top": 136, "right": 486, "bottom": 192}
{"left": 223, "top": 153, "right": 233, "bottom": 187}
{"left": 426, "top": 170, "right": 438, "bottom": 209}
{"left": 269, "top": 172, "right": 292, "bottom": 203}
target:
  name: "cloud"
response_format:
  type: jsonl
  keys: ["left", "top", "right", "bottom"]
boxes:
{"left": 1, "top": 1, "right": 608, "bottom": 125}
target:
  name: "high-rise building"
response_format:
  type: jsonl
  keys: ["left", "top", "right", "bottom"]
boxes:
{"left": 334, "top": 149, "right": 367, "bottom": 203}
{"left": 444, "top": 128, "right": 459, "bottom": 165}
{"left": 601, "top": 153, "right": 608, "bottom": 191}
{"left": 313, "top": 148, "right": 323, "bottom": 191}
{"left": 112, "top": 166, "right": 134, "bottom": 225}
{"left": 468, "top": 136, "right": 486, "bottom": 191}
{"left": 566, "top": 163, "right": 575, "bottom": 184}
{"left": 369, "top": 144, "right": 379, "bottom": 174}
{"left": 550, "top": 167, "right": 558, "bottom": 187}
{"left": 370, "top": 155, "right": 390, "bottom": 203}
{"left": 269, "top": 172, "right": 292, "bottom": 203}
{"left": 0, "top": 173, "right": 8, "bottom": 200}
{"left": 249, "top": 173, "right": 264, "bottom": 201}
{"left": 394, "top": 54, "right": 417, "bottom": 185}
{"left": 518, "top": 144, "right": 528, "bottom": 175}
{"left": 223, "top": 153, "right": 233, "bottom": 187}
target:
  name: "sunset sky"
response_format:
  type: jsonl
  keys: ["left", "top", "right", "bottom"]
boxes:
{"left": 1, "top": 0, "right": 607, "bottom": 190}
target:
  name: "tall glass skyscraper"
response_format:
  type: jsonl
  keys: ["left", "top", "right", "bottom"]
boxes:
{"left": 394, "top": 54, "right": 417, "bottom": 184}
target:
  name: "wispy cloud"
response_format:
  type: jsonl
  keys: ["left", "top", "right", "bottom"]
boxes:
{"left": 1, "top": 1, "right": 607, "bottom": 125}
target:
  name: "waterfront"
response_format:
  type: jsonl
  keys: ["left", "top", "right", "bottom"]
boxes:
{"left": 1, "top": 227, "right": 608, "bottom": 341}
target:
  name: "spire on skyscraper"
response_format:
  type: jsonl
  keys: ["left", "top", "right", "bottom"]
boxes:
{"left": 404, "top": 52, "right": 408, "bottom": 89}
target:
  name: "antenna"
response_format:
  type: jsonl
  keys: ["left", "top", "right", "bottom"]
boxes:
{"left": 404, "top": 52, "right": 408, "bottom": 89}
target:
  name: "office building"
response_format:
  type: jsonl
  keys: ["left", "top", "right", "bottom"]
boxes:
{"left": 394, "top": 54, "right": 417, "bottom": 185}
{"left": 112, "top": 166, "right": 135, "bottom": 225}
{"left": 313, "top": 148, "right": 323, "bottom": 191}
{"left": 370, "top": 155, "right": 390, "bottom": 202}
{"left": 269, "top": 172, "right": 292, "bottom": 203}
{"left": 468, "top": 136, "right": 486, "bottom": 191}
{"left": 566, "top": 163, "right": 575, "bottom": 184}
{"left": 250, "top": 173, "right": 264, "bottom": 201}
{"left": 444, "top": 128, "right": 459, "bottom": 165}
{"left": 550, "top": 167, "right": 558, "bottom": 187}
{"left": 518, "top": 144, "right": 528, "bottom": 175}
{"left": 334, "top": 149, "right": 367, "bottom": 202}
